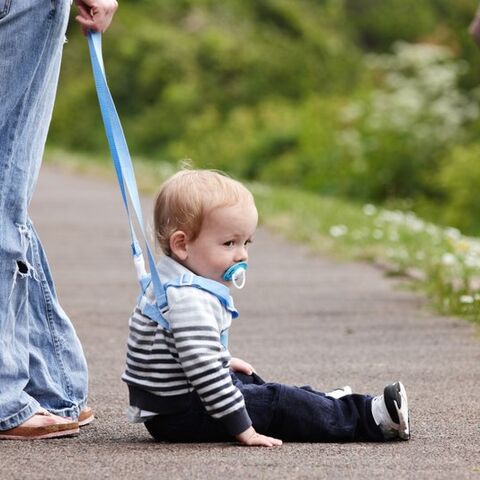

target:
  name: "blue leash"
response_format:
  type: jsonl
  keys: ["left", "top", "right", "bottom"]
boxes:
{"left": 87, "top": 31, "right": 169, "bottom": 329}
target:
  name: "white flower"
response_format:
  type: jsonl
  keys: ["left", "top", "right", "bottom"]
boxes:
{"left": 459, "top": 295, "right": 474, "bottom": 304}
{"left": 373, "top": 229, "right": 384, "bottom": 240}
{"left": 464, "top": 254, "right": 480, "bottom": 269}
{"left": 329, "top": 225, "right": 348, "bottom": 238}
{"left": 441, "top": 253, "right": 457, "bottom": 266}
{"left": 444, "top": 227, "right": 461, "bottom": 241}
{"left": 378, "top": 210, "right": 405, "bottom": 224}
{"left": 363, "top": 204, "right": 377, "bottom": 216}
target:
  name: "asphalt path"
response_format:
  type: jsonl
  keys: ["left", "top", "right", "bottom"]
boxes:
{"left": 1, "top": 165, "right": 479, "bottom": 479}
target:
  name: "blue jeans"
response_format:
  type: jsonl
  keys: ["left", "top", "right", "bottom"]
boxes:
{"left": 145, "top": 373, "right": 385, "bottom": 442}
{"left": 0, "top": 0, "right": 88, "bottom": 430}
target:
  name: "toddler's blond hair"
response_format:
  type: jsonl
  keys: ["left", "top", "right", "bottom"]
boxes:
{"left": 154, "top": 169, "right": 255, "bottom": 255}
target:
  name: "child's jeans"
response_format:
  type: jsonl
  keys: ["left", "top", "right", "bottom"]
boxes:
{"left": 145, "top": 372, "right": 385, "bottom": 443}
{"left": 0, "top": 0, "right": 88, "bottom": 430}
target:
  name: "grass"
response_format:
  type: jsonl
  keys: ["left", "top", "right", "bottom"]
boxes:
{"left": 45, "top": 148, "right": 480, "bottom": 324}
{"left": 253, "top": 184, "right": 480, "bottom": 324}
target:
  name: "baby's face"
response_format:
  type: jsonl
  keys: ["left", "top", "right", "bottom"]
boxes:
{"left": 183, "top": 200, "right": 258, "bottom": 286}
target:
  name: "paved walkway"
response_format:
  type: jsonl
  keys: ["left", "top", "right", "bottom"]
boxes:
{"left": 1, "top": 166, "right": 479, "bottom": 479}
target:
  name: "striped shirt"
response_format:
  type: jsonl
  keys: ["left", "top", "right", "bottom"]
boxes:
{"left": 122, "top": 256, "right": 252, "bottom": 436}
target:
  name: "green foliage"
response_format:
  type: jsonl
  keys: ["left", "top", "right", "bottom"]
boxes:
{"left": 345, "top": 0, "right": 439, "bottom": 50}
{"left": 335, "top": 42, "right": 478, "bottom": 201}
{"left": 437, "top": 144, "right": 480, "bottom": 234}
{"left": 345, "top": 0, "right": 480, "bottom": 88}
{"left": 48, "top": 0, "right": 480, "bottom": 235}
{"left": 51, "top": 0, "right": 364, "bottom": 154}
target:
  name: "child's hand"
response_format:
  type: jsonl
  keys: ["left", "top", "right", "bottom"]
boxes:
{"left": 236, "top": 426, "right": 282, "bottom": 447}
{"left": 230, "top": 357, "right": 255, "bottom": 375}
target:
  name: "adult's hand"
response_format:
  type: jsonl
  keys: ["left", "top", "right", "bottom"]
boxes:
{"left": 75, "top": 0, "right": 118, "bottom": 35}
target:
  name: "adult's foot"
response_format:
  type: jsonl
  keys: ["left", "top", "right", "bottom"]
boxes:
{"left": 0, "top": 409, "right": 79, "bottom": 440}
{"left": 78, "top": 406, "right": 94, "bottom": 427}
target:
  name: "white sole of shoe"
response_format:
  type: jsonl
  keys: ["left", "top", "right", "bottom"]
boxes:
{"left": 394, "top": 382, "right": 410, "bottom": 440}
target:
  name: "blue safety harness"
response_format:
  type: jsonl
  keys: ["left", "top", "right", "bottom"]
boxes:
{"left": 87, "top": 32, "right": 236, "bottom": 347}
{"left": 139, "top": 272, "right": 238, "bottom": 348}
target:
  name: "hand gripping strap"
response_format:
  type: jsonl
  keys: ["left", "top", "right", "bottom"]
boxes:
{"left": 87, "top": 31, "right": 169, "bottom": 329}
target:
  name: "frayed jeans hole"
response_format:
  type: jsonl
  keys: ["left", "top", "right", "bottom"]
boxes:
{"left": 17, "top": 260, "right": 38, "bottom": 281}
{"left": 17, "top": 260, "right": 29, "bottom": 275}
{"left": 9, "top": 260, "right": 39, "bottom": 301}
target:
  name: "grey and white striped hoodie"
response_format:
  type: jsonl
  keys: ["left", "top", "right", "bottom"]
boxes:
{"left": 122, "top": 255, "right": 252, "bottom": 436}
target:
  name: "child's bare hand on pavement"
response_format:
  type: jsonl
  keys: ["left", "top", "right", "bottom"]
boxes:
{"left": 236, "top": 426, "right": 282, "bottom": 447}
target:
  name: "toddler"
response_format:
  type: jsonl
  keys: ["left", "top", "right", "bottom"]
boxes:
{"left": 122, "top": 169, "right": 410, "bottom": 446}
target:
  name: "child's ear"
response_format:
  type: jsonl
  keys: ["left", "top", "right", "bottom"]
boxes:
{"left": 169, "top": 231, "right": 188, "bottom": 260}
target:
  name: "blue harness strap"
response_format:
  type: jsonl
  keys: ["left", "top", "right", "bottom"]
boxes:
{"left": 87, "top": 31, "right": 169, "bottom": 328}
{"left": 138, "top": 273, "right": 238, "bottom": 348}
{"left": 165, "top": 273, "right": 239, "bottom": 319}
{"left": 87, "top": 32, "right": 236, "bottom": 347}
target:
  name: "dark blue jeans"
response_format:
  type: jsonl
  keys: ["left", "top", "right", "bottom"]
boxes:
{"left": 145, "top": 372, "right": 385, "bottom": 443}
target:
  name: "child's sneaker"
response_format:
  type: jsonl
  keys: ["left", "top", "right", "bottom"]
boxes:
{"left": 325, "top": 386, "right": 353, "bottom": 399}
{"left": 371, "top": 381, "right": 410, "bottom": 440}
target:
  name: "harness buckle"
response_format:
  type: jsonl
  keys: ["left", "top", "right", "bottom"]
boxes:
{"left": 180, "top": 272, "right": 194, "bottom": 286}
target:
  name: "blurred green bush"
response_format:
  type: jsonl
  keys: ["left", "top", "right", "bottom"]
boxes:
{"left": 49, "top": 0, "right": 480, "bottom": 235}
{"left": 437, "top": 143, "right": 480, "bottom": 233}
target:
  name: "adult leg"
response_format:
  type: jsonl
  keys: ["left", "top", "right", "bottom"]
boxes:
{"left": 22, "top": 1, "right": 88, "bottom": 415}
{"left": 0, "top": 0, "right": 87, "bottom": 430}
{"left": 25, "top": 221, "right": 89, "bottom": 418}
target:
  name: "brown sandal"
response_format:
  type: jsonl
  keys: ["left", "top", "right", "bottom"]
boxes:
{"left": 78, "top": 406, "right": 94, "bottom": 427}
{"left": 0, "top": 409, "right": 79, "bottom": 440}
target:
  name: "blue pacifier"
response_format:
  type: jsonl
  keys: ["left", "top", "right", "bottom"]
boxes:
{"left": 223, "top": 262, "right": 248, "bottom": 289}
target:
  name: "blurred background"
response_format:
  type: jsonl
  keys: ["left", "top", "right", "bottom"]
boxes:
{"left": 49, "top": 0, "right": 480, "bottom": 236}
